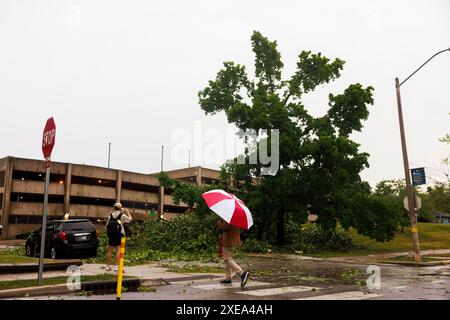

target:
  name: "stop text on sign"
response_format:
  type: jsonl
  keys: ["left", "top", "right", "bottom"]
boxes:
{"left": 43, "top": 129, "right": 55, "bottom": 148}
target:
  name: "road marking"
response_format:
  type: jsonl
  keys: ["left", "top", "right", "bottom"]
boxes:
{"left": 191, "top": 281, "right": 269, "bottom": 291}
{"left": 238, "top": 285, "right": 321, "bottom": 297}
{"left": 296, "top": 291, "right": 382, "bottom": 300}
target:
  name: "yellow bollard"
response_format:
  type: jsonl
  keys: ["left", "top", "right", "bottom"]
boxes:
{"left": 116, "top": 236, "right": 126, "bottom": 300}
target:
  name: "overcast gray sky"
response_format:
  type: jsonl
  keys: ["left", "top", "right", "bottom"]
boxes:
{"left": 0, "top": 0, "right": 449, "bottom": 187}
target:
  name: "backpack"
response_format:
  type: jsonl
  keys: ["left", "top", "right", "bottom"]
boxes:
{"left": 107, "top": 212, "right": 123, "bottom": 236}
{"left": 123, "top": 223, "right": 132, "bottom": 237}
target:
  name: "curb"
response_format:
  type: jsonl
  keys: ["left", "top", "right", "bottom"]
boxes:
{"left": 0, "top": 277, "right": 169, "bottom": 299}
{"left": 141, "top": 278, "right": 170, "bottom": 286}
{"left": 0, "top": 272, "right": 224, "bottom": 299}
{"left": 0, "top": 260, "right": 83, "bottom": 274}
{"left": 81, "top": 278, "right": 141, "bottom": 293}
{"left": 380, "top": 259, "right": 450, "bottom": 267}
{"left": 0, "top": 283, "right": 71, "bottom": 299}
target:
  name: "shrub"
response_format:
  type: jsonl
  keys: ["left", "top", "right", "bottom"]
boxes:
{"left": 127, "top": 213, "right": 219, "bottom": 253}
{"left": 92, "top": 213, "right": 222, "bottom": 263}
{"left": 285, "top": 221, "right": 355, "bottom": 253}
{"left": 92, "top": 211, "right": 356, "bottom": 264}
{"left": 240, "top": 238, "right": 271, "bottom": 253}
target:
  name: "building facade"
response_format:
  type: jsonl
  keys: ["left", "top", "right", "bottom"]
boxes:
{"left": 0, "top": 156, "right": 220, "bottom": 239}
{"left": 434, "top": 212, "right": 450, "bottom": 224}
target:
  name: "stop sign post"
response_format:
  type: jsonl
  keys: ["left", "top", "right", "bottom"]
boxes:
{"left": 38, "top": 117, "right": 56, "bottom": 285}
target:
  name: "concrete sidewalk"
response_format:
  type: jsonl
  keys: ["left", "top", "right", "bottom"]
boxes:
{"left": 249, "top": 249, "right": 450, "bottom": 265}
{"left": 0, "top": 260, "right": 83, "bottom": 274}
{"left": 321, "top": 249, "right": 450, "bottom": 264}
{"left": 0, "top": 262, "right": 223, "bottom": 283}
{"left": 0, "top": 262, "right": 224, "bottom": 299}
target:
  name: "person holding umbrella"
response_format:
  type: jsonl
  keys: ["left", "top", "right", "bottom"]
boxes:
{"left": 217, "top": 218, "right": 249, "bottom": 287}
{"left": 201, "top": 189, "right": 252, "bottom": 287}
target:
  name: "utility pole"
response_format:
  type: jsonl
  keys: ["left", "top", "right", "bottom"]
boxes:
{"left": 395, "top": 77, "right": 421, "bottom": 262}
{"left": 394, "top": 47, "right": 449, "bottom": 262}
{"left": 161, "top": 145, "right": 164, "bottom": 172}
{"left": 188, "top": 150, "right": 191, "bottom": 168}
{"left": 108, "top": 142, "right": 111, "bottom": 168}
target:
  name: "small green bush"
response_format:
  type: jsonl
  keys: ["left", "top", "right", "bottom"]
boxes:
{"left": 240, "top": 238, "right": 271, "bottom": 253}
{"left": 286, "top": 221, "right": 355, "bottom": 253}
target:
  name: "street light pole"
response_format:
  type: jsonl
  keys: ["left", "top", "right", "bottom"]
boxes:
{"left": 395, "top": 77, "right": 421, "bottom": 261}
{"left": 161, "top": 145, "right": 164, "bottom": 172}
{"left": 108, "top": 142, "right": 111, "bottom": 168}
{"left": 395, "top": 47, "right": 450, "bottom": 262}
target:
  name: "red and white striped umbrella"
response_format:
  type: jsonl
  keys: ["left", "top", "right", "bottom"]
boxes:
{"left": 201, "top": 189, "right": 253, "bottom": 230}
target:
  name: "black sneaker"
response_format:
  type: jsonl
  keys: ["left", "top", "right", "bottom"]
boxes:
{"left": 220, "top": 279, "right": 232, "bottom": 284}
{"left": 240, "top": 271, "right": 249, "bottom": 288}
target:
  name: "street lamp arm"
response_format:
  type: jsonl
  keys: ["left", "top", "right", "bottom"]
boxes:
{"left": 399, "top": 48, "right": 450, "bottom": 87}
{"left": 394, "top": 47, "right": 450, "bottom": 262}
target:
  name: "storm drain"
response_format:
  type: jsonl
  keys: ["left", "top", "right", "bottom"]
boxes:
{"left": 81, "top": 279, "right": 141, "bottom": 293}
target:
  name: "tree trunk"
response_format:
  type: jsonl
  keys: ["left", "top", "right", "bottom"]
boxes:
{"left": 276, "top": 210, "right": 286, "bottom": 246}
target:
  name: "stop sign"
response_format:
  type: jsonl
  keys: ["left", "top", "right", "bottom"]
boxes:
{"left": 42, "top": 117, "right": 56, "bottom": 159}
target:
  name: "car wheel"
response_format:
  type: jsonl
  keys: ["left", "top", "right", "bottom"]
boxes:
{"left": 25, "top": 243, "right": 33, "bottom": 257}
{"left": 88, "top": 249, "right": 97, "bottom": 258}
{"left": 32, "top": 245, "right": 39, "bottom": 257}
{"left": 50, "top": 245, "right": 58, "bottom": 259}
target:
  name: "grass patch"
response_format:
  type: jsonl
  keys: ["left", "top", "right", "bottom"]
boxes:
{"left": 0, "top": 274, "right": 128, "bottom": 291}
{"left": 137, "top": 286, "right": 157, "bottom": 293}
{"left": 386, "top": 253, "right": 450, "bottom": 263}
{"left": 0, "top": 247, "right": 76, "bottom": 264}
{"left": 254, "top": 270, "right": 273, "bottom": 277}
{"left": 339, "top": 269, "right": 365, "bottom": 286}
{"left": 388, "top": 255, "right": 440, "bottom": 263}
{"left": 0, "top": 247, "right": 54, "bottom": 264}
{"left": 0, "top": 255, "right": 54, "bottom": 264}
{"left": 315, "top": 223, "right": 450, "bottom": 257}
{"left": 424, "top": 253, "right": 450, "bottom": 258}
{"left": 86, "top": 249, "right": 220, "bottom": 266}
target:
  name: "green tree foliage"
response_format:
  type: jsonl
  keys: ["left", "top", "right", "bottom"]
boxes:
{"left": 422, "top": 184, "right": 450, "bottom": 217}
{"left": 158, "top": 172, "right": 216, "bottom": 215}
{"left": 374, "top": 179, "right": 450, "bottom": 224}
{"left": 439, "top": 112, "right": 450, "bottom": 182}
{"left": 197, "top": 31, "right": 399, "bottom": 244}
{"left": 373, "top": 179, "right": 409, "bottom": 229}
{"left": 374, "top": 179, "right": 406, "bottom": 198}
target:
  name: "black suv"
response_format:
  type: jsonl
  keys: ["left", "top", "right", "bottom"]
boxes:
{"left": 25, "top": 219, "right": 99, "bottom": 259}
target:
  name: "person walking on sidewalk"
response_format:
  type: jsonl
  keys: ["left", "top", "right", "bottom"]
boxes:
{"left": 105, "top": 203, "right": 132, "bottom": 272}
{"left": 217, "top": 218, "right": 249, "bottom": 287}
